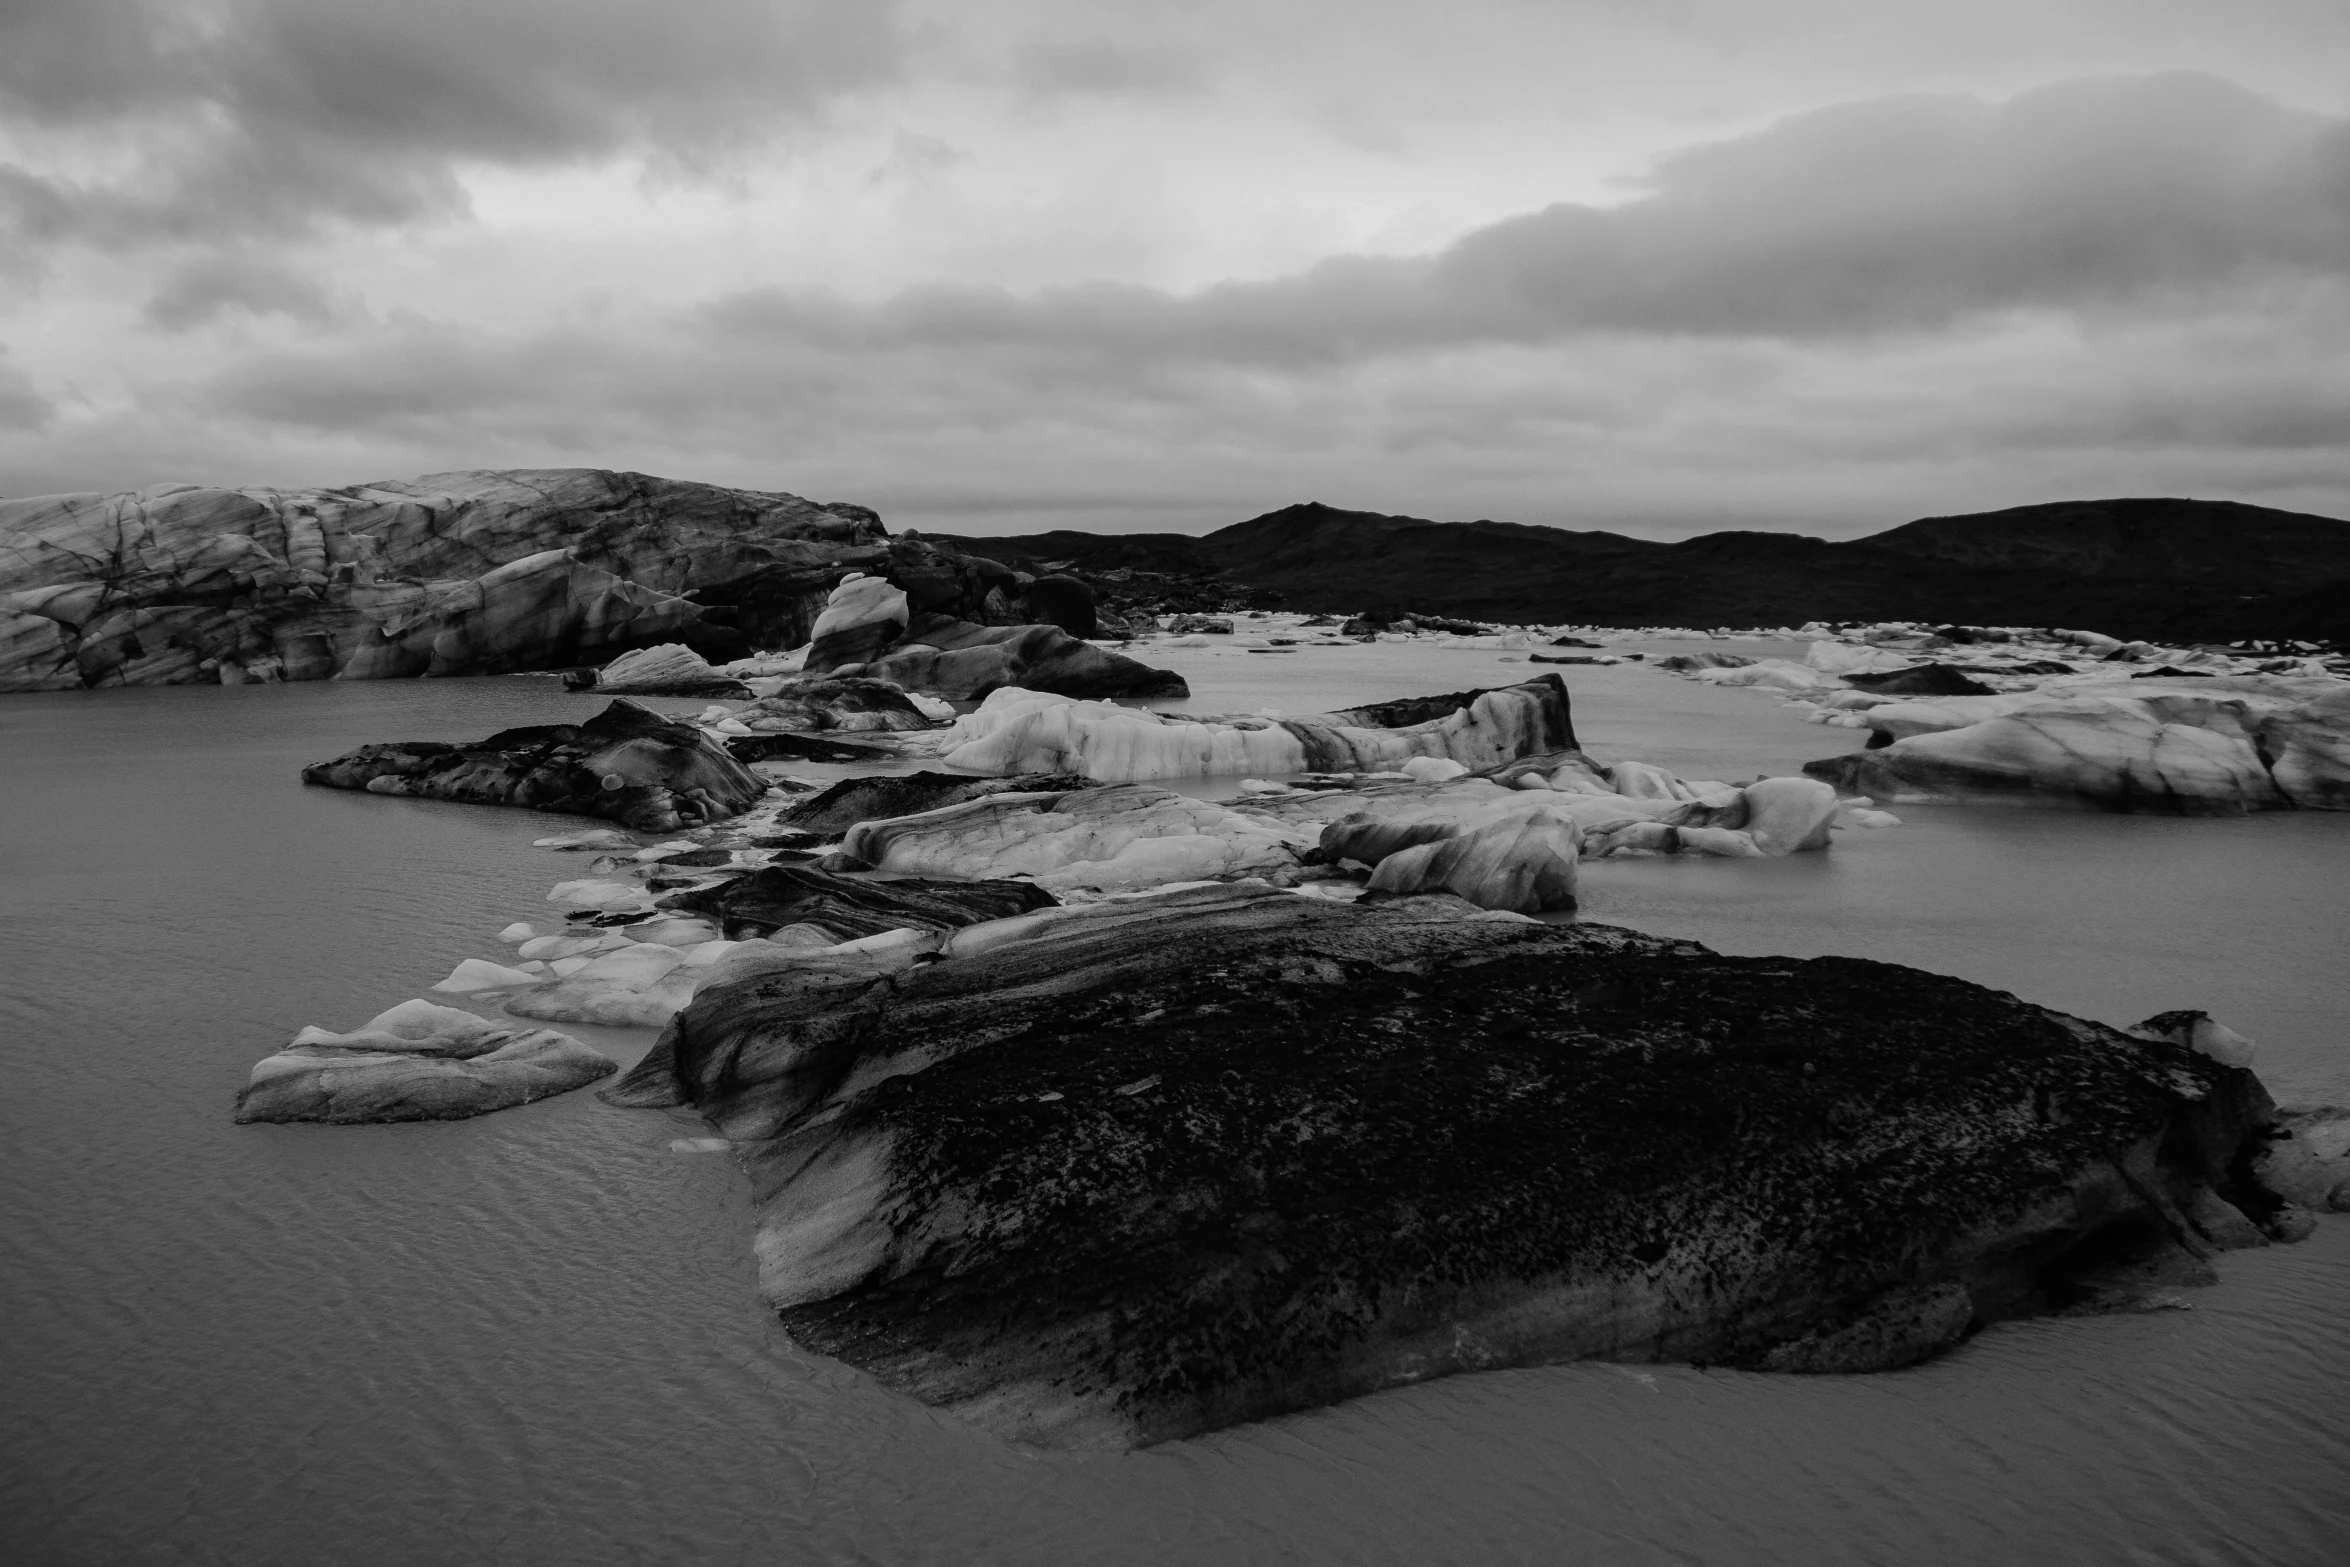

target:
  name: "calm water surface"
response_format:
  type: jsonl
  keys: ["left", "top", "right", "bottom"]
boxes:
{"left": 3, "top": 642, "right": 2346, "bottom": 1566}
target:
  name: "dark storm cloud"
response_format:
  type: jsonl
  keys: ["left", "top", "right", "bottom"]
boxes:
{"left": 696, "top": 73, "right": 2350, "bottom": 366}
{"left": 0, "top": 0, "right": 911, "bottom": 250}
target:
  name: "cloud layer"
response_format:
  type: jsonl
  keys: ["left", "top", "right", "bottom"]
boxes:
{"left": 4, "top": 3, "right": 2349, "bottom": 537}
{"left": 1, "top": 0, "right": 909, "bottom": 251}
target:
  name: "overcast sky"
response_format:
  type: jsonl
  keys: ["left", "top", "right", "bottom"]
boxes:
{"left": 4, "top": 0, "right": 2348, "bottom": 538}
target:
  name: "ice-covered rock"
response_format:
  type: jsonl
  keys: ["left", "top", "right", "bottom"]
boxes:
{"left": 577, "top": 642, "right": 750, "bottom": 696}
{"left": 503, "top": 942, "right": 700, "bottom": 1028}
{"left": 2128, "top": 1010, "right": 2258, "bottom": 1068}
{"left": 939, "top": 674, "right": 1580, "bottom": 784}
{"left": 1398, "top": 756, "right": 1471, "bottom": 784}
{"left": 517, "top": 931, "right": 626, "bottom": 960}
{"left": 658, "top": 863, "right": 1058, "bottom": 942}
{"left": 303, "top": 698, "right": 767, "bottom": 832}
{"left": 598, "top": 880, "right": 2303, "bottom": 1449}
{"left": 0, "top": 470, "right": 907, "bottom": 691}
{"left": 1697, "top": 660, "right": 1836, "bottom": 692}
{"left": 803, "top": 574, "right": 910, "bottom": 673}
{"left": 1318, "top": 774, "right": 1839, "bottom": 864}
{"left": 735, "top": 675, "right": 935, "bottom": 733}
{"left": 234, "top": 1000, "right": 612, "bottom": 1123}
{"left": 1806, "top": 641, "right": 1916, "bottom": 677}
{"left": 779, "top": 771, "right": 1095, "bottom": 835}
{"left": 430, "top": 958, "right": 542, "bottom": 993}
{"left": 535, "top": 828, "right": 642, "bottom": 851}
{"left": 1363, "top": 809, "right": 1581, "bottom": 913}
{"left": 1809, "top": 677, "right": 2349, "bottom": 813}
{"left": 843, "top": 785, "right": 1320, "bottom": 892}
{"left": 718, "top": 646, "right": 811, "bottom": 678}
{"left": 546, "top": 879, "right": 647, "bottom": 909}
{"left": 621, "top": 916, "right": 723, "bottom": 949}
{"left": 845, "top": 615, "right": 1187, "bottom": 700}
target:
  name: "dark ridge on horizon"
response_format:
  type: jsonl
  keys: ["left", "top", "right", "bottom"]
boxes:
{"left": 929, "top": 495, "right": 2350, "bottom": 644}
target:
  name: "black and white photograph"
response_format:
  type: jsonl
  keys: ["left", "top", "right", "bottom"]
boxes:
{"left": 3, "top": 3, "right": 2346, "bottom": 1563}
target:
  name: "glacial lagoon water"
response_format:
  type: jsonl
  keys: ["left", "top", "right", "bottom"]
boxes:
{"left": 3, "top": 640, "right": 2347, "bottom": 1566}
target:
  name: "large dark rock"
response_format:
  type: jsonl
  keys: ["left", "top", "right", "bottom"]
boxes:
{"left": 655, "top": 863, "right": 1058, "bottom": 942}
{"left": 1023, "top": 574, "right": 1098, "bottom": 639}
{"left": 301, "top": 697, "right": 767, "bottom": 832}
{"left": 724, "top": 733, "right": 898, "bottom": 765}
{"left": 1843, "top": 663, "right": 1999, "bottom": 696}
{"left": 604, "top": 882, "right": 2303, "bottom": 1449}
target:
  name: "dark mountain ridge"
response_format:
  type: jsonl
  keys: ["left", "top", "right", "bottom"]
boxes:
{"left": 934, "top": 496, "right": 2350, "bottom": 644}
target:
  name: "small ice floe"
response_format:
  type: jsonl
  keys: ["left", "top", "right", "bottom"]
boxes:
{"left": 235, "top": 1000, "right": 613, "bottom": 1124}
{"left": 517, "top": 930, "right": 626, "bottom": 960}
{"left": 621, "top": 915, "right": 723, "bottom": 948}
{"left": 1398, "top": 756, "right": 1471, "bottom": 784}
{"left": 668, "top": 1137, "right": 732, "bottom": 1154}
{"left": 545, "top": 879, "right": 648, "bottom": 909}
{"left": 534, "top": 829, "right": 641, "bottom": 851}
{"left": 430, "top": 958, "right": 541, "bottom": 993}
{"left": 2128, "top": 1010, "right": 2258, "bottom": 1068}
{"left": 497, "top": 922, "right": 537, "bottom": 943}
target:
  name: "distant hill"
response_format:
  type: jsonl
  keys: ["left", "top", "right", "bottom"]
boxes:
{"left": 934, "top": 497, "right": 2350, "bottom": 643}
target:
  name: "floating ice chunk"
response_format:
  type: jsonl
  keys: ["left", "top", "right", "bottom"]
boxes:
{"left": 504, "top": 942, "right": 699, "bottom": 1027}
{"left": 669, "top": 1138, "right": 732, "bottom": 1154}
{"left": 622, "top": 916, "right": 723, "bottom": 949}
{"left": 1398, "top": 756, "right": 1470, "bottom": 784}
{"left": 236, "top": 1008, "right": 612, "bottom": 1123}
{"left": 550, "top": 956, "right": 593, "bottom": 977}
{"left": 535, "top": 829, "right": 640, "bottom": 851}
{"left": 431, "top": 958, "right": 542, "bottom": 994}
{"left": 516, "top": 931, "right": 622, "bottom": 960}
{"left": 572, "top": 944, "right": 686, "bottom": 986}
{"left": 1608, "top": 761, "right": 1684, "bottom": 799}
{"left": 2129, "top": 1010, "right": 2257, "bottom": 1068}
{"left": 1366, "top": 809, "right": 1580, "bottom": 914}
{"left": 546, "top": 879, "right": 646, "bottom": 908}
{"left": 907, "top": 693, "right": 956, "bottom": 722}
{"left": 286, "top": 999, "right": 513, "bottom": 1056}
{"left": 497, "top": 922, "right": 537, "bottom": 943}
